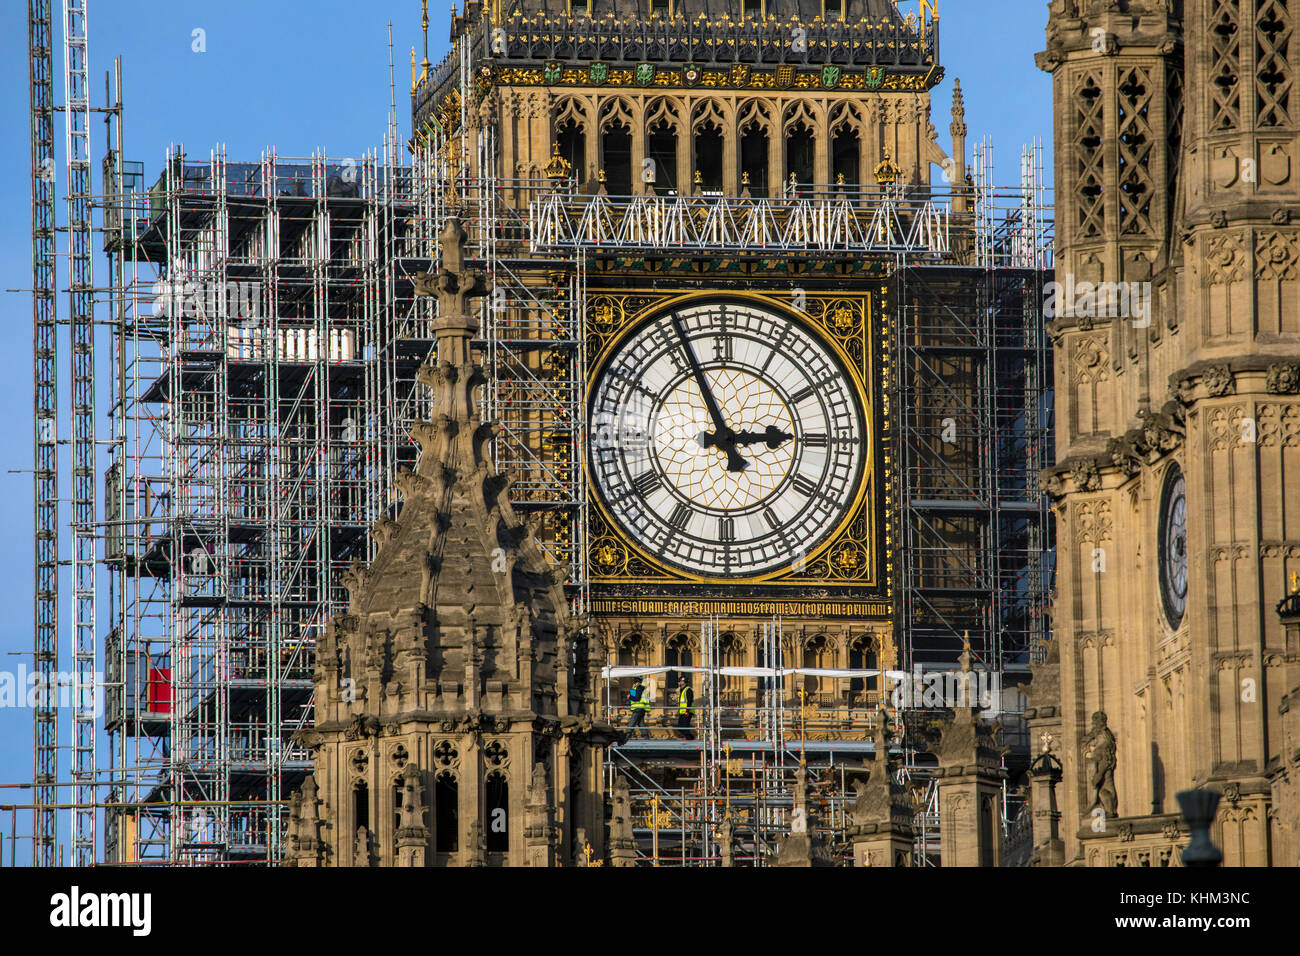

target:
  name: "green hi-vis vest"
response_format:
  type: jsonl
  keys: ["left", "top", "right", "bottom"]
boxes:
{"left": 678, "top": 686, "right": 692, "bottom": 715}
{"left": 631, "top": 687, "right": 650, "bottom": 710}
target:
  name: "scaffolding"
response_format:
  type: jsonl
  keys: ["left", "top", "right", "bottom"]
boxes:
{"left": 27, "top": 0, "right": 60, "bottom": 868}
{"left": 99, "top": 143, "right": 424, "bottom": 863}
{"left": 603, "top": 616, "right": 878, "bottom": 866}
{"left": 893, "top": 138, "right": 1055, "bottom": 684}
{"left": 599, "top": 612, "right": 1032, "bottom": 865}
{"left": 83, "top": 28, "right": 587, "bottom": 865}
{"left": 24, "top": 1, "right": 1050, "bottom": 867}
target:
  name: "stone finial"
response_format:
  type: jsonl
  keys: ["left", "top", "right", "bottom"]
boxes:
{"left": 950, "top": 77, "right": 967, "bottom": 138}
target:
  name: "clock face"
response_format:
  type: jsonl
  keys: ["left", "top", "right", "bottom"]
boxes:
{"left": 589, "top": 300, "right": 867, "bottom": 578}
{"left": 1158, "top": 464, "right": 1187, "bottom": 628}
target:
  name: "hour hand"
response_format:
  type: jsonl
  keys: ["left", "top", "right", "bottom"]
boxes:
{"left": 733, "top": 426, "right": 793, "bottom": 450}
{"left": 700, "top": 430, "right": 749, "bottom": 473}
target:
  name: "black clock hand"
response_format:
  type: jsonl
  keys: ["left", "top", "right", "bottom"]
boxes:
{"left": 733, "top": 426, "right": 794, "bottom": 450}
{"left": 670, "top": 313, "right": 748, "bottom": 473}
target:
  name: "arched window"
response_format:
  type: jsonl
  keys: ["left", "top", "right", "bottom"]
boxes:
{"left": 833, "top": 126, "right": 861, "bottom": 189}
{"left": 665, "top": 632, "right": 694, "bottom": 688}
{"left": 435, "top": 771, "right": 459, "bottom": 853}
{"left": 718, "top": 632, "right": 746, "bottom": 702}
{"left": 848, "top": 636, "right": 878, "bottom": 703}
{"left": 786, "top": 122, "right": 815, "bottom": 192}
{"left": 617, "top": 632, "right": 651, "bottom": 668}
{"left": 647, "top": 119, "right": 678, "bottom": 194}
{"left": 353, "top": 780, "right": 369, "bottom": 832}
{"left": 602, "top": 120, "right": 632, "bottom": 195}
{"left": 694, "top": 122, "right": 723, "bottom": 193}
{"left": 391, "top": 777, "right": 403, "bottom": 852}
{"left": 557, "top": 119, "right": 586, "bottom": 185}
{"left": 485, "top": 770, "right": 509, "bottom": 853}
{"left": 803, "top": 634, "right": 830, "bottom": 698}
{"left": 740, "top": 127, "right": 769, "bottom": 197}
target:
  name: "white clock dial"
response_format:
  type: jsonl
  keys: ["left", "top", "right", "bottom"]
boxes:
{"left": 589, "top": 300, "right": 867, "bottom": 578}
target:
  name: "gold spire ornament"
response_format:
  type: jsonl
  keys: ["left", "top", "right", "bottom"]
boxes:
{"left": 873, "top": 146, "right": 902, "bottom": 185}
{"left": 545, "top": 142, "right": 573, "bottom": 181}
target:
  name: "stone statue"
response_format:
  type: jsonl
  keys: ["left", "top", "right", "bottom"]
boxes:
{"left": 1083, "top": 710, "right": 1118, "bottom": 816}
{"left": 355, "top": 824, "right": 371, "bottom": 865}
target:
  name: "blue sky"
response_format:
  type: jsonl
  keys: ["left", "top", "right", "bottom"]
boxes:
{"left": 0, "top": 0, "right": 1051, "bottom": 859}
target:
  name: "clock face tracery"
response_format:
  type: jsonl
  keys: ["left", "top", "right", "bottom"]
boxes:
{"left": 1159, "top": 464, "right": 1187, "bottom": 629}
{"left": 589, "top": 299, "right": 868, "bottom": 579}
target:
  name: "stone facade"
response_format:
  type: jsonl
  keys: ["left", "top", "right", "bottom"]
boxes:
{"left": 1036, "top": 0, "right": 1300, "bottom": 866}
{"left": 284, "top": 220, "right": 617, "bottom": 867}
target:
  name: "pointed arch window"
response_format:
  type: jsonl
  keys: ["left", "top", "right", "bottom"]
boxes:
{"left": 833, "top": 126, "right": 860, "bottom": 189}
{"left": 786, "top": 122, "right": 815, "bottom": 193}
{"left": 740, "top": 126, "right": 769, "bottom": 197}
{"left": 848, "top": 636, "right": 877, "bottom": 703}
{"left": 602, "top": 120, "right": 632, "bottom": 195}
{"left": 485, "top": 770, "right": 509, "bottom": 853}
{"left": 694, "top": 122, "right": 723, "bottom": 193}
{"left": 665, "top": 631, "right": 694, "bottom": 688}
{"left": 647, "top": 119, "right": 679, "bottom": 194}
{"left": 557, "top": 120, "right": 586, "bottom": 185}
{"left": 435, "top": 771, "right": 459, "bottom": 853}
{"left": 353, "top": 780, "right": 370, "bottom": 832}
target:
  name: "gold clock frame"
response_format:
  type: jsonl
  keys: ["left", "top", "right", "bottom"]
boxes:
{"left": 584, "top": 288, "right": 887, "bottom": 594}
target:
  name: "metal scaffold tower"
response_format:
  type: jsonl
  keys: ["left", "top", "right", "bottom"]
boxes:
{"left": 27, "top": 0, "right": 60, "bottom": 867}
{"left": 26, "top": 0, "right": 104, "bottom": 868}
{"left": 62, "top": 0, "right": 99, "bottom": 870}
{"left": 101, "top": 145, "right": 418, "bottom": 863}
{"left": 602, "top": 616, "right": 913, "bottom": 866}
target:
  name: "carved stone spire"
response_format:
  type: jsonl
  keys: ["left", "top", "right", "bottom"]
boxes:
{"left": 285, "top": 218, "right": 616, "bottom": 867}
{"left": 949, "top": 77, "right": 966, "bottom": 148}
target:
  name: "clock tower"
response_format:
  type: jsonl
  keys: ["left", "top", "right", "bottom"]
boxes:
{"left": 411, "top": 0, "right": 952, "bottom": 692}
{"left": 1037, "top": 0, "right": 1300, "bottom": 865}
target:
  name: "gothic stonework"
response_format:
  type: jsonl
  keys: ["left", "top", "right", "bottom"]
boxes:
{"left": 1039, "top": 0, "right": 1300, "bottom": 866}
{"left": 284, "top": 220, "right": 617, "bottom": 867}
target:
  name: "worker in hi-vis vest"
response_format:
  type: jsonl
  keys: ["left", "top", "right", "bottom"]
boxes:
{"left": 627, "top": 676, "right": 650, "bottom": 738}
{"left": 675, "top": 676, "right": 695, "bottom": 740}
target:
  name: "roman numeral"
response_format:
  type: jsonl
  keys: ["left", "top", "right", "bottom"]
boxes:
{"left": 719, "top": 517, "right": 734, "bottom": 542}
{"left": 633, "top": 471, "right": 661, "bottom": 497}
{"left": 669, "top": 503, "right": 691, "bottom": 532}
{"left": 763, "top": 508, "right": 781, "bottom": 531}
{"left": 789, "top": 385, "right": 815, "bottom": 405}
{"left": 792, "top": 475, "right": 818, "bottom": 497}
{"left": 761, "top": 323, "right": 793, "bottom": 373}
{"left": 713, "top": 334, "right": 733, "bottom": 363}
{"left": 652, "top": 324, "right": 688, "bottom": 372}
{"left": 803, "top": 433, "right": 827, "bottom": 448}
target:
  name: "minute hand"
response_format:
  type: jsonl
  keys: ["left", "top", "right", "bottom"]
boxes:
{"left": 670, "top": 313, "right": 748, "bottom": 474}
